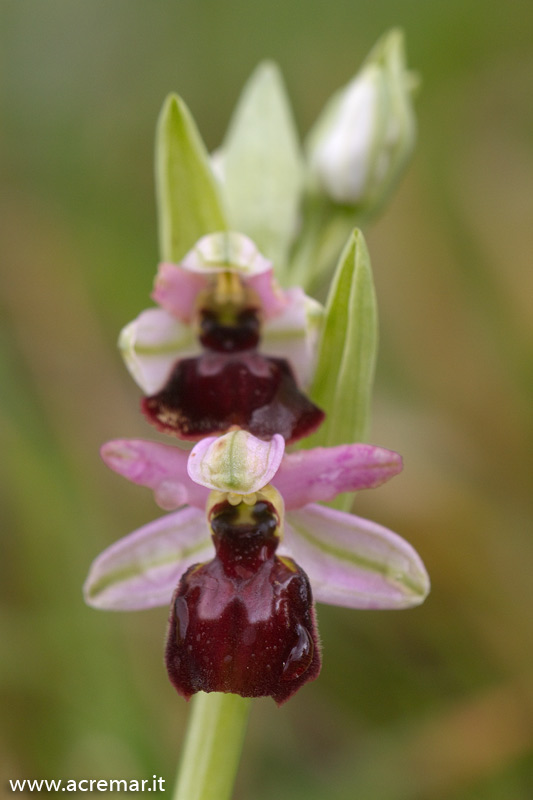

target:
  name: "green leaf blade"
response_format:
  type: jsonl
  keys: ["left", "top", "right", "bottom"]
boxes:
{"left": 302, "top": 229, "right": 378, "bottom": 510}
{"left": 305, "top": 228, "right": 378, "bottom": 450}
{"left": 156, "top": 94, "right": 228, "bottom": 263}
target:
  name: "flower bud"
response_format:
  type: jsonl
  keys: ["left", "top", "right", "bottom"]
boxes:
{"left": 307, "top": 30, "right": 416, "bottom": 213}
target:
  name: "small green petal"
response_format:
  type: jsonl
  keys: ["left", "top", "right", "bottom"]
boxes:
{"left": 156, "top": 94, "right": 228, "bottom": 263}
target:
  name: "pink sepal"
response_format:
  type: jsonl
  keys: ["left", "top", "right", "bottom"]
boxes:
{"left": 83, "top": 507, "right": 212, "bottom": 611}
{"left": 275, "top": 443, "right": 402, "bottom": 509}
{"left": 101, "top": 439, "right": 209, "bottom": 510}
{"left": 283, "top": 505, "right": 430, "bottom": 610}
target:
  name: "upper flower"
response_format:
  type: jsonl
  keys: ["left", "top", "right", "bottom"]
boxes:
{"left": 120, "top": 231, "right": 325, "bottom": 442}
{"left": 121, "top": 231, "right": 323, "bottom": 393}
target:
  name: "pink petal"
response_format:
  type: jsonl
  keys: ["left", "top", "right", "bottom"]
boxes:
{"left": 83, "top": 507, "right": 212, "bottom": 610}
{"left": 101, "top": 439, "right": 209, "bottom": 510}
{"left": 154, "top": 235, "right": 287, "bottom": 321}
{"left": 283, "top": 505, "right": 429, "bottom": 609}
{"left": 188, "top": 430, "right": 285, "bottom": 494}
{"left": 246, "top": 269, "right": 287, "bottom": 318}
{"left": 152, "top": 263, "right": 208, "bottom": 323}
{"left": 275, "top": 444, "right": 402, "bottom": 509}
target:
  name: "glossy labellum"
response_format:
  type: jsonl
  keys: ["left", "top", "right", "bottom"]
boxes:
{"left": 165, "top": 494, "right": 321, "bottom": 704}
{"left": 143, "top": 301, "right": 324, "bottom": 443}
{"left": 143, "top": 353, "right": 323, "bottom": 442}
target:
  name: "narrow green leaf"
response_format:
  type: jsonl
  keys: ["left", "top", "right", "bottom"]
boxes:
{"left": 221, "top": 62, "right": 304, "bottom": 274}
{"left": 156, "top": 94, "right": 227, "bottom": 263}
{"left": 304, "top": 228, "right": 378, "bottom": 451}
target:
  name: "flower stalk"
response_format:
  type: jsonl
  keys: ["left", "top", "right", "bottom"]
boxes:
{"left": 173, "top": 693, "right": 250, "bottom": 800}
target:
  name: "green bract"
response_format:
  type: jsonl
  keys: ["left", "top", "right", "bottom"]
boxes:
{"left": 156, "top": 94, "right": 228, "bottom": 263}
{"left": 303, "top": 229, "right": 377, "bottom": 477}
{"left": 216, "top": 62, "right": 304, "bottom": 276}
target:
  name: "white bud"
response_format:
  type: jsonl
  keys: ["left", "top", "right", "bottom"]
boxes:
{"left": 307, "top": 30, "right": 416, "bottom": 213}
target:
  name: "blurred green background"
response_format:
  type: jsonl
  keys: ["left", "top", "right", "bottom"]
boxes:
{"left": 1, "top": 1, "right": 533, "bottom": 798}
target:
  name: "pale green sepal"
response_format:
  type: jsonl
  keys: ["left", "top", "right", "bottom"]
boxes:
{"left": 219, "top": 62, "right": 304, "bottom": 274}
{"left": 118, "top": 309, "right": 199, "bottom": 394}
{"left": 261, "top": 289, "right": 324, "bottom": 390}
{"left": 156, "top": 94, "right": 228, "bottom": 263}
{"left": 301, "top": 229, "right": 377, "bottom": 509}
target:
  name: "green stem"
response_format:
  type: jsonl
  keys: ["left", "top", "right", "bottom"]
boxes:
{"left": 173, "top": 692, "right": 251, "bottom": 800}
{"left": 288, "top": 194, "right": 360, "bottom": 296}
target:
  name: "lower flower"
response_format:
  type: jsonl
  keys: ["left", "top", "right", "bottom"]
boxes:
{"left": 84, "top": 430, "right": 429, "bottom": 703}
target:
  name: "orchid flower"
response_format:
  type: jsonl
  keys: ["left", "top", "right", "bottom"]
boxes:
{"left": 84, "top": 429, "right": 429, "bottom": 703}
{"left": 119, "top": 231, "right": 325, "bottom": 442}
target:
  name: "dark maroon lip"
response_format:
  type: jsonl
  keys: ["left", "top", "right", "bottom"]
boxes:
{"left": 198, "top": 307, "right": 261, "bottom": 352}
{"left": 165, "top": 499, "right": 321, "bottom": 705}
{"left": 142, "top": 352, "right": 324, "bottom": 443}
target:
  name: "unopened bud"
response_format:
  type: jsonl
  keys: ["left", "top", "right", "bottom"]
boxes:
{"left": 307, "top": 30, "right": 417, "bottom": 214}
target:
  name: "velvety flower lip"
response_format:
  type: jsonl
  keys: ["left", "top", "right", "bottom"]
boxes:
{"left": 165, "top": 493, "right": 321, "bottom": 705}
{"left": 87, "top": 433, "right": 429, "bottom": 613}
{"left": 119, "top": 232, "right": 324, "bottom": 395}
{"left": 140, "top": 352, "right": 325, "bottom": 444}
